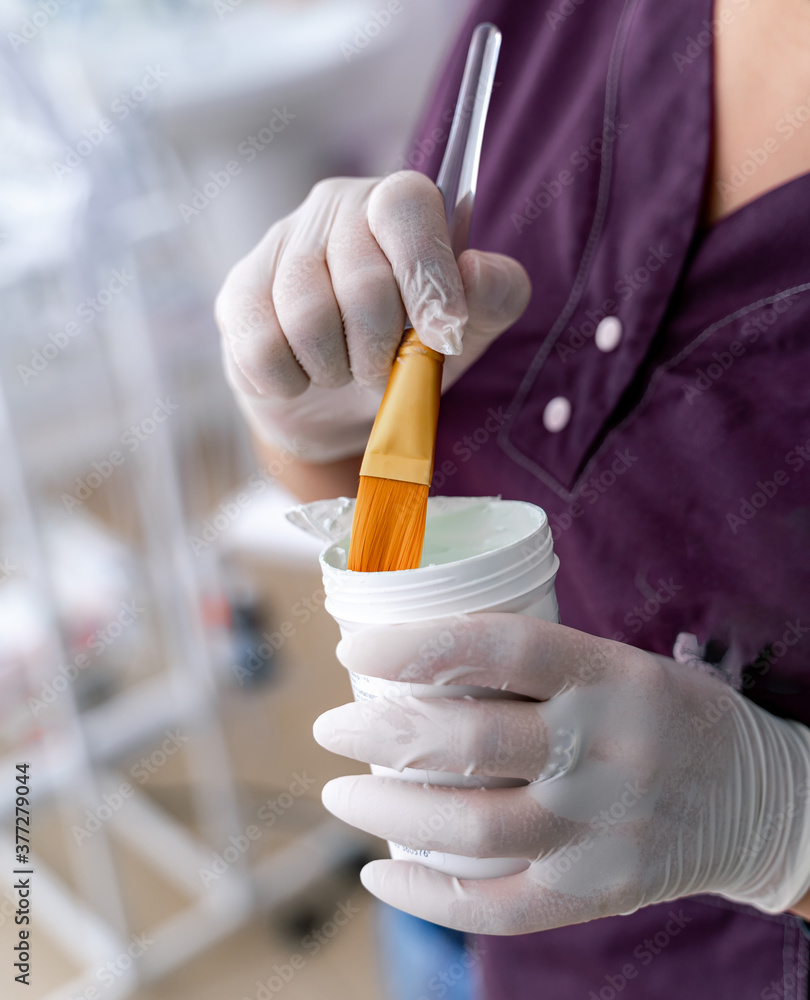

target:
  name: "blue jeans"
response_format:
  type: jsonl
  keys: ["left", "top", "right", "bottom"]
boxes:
{"left": 376, "top": 902, "right": 479, "bottom": 1000}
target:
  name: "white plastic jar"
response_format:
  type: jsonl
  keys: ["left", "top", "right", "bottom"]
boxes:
{"left": 315, "top": 496, "right": 560, "bottom": 880}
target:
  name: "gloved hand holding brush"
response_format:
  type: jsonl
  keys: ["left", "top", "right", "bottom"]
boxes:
{"left": 216, "top": 171, "right": 530, "bottom": 463}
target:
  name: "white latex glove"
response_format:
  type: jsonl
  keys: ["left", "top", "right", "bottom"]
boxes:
{"left": 215, "top": 172, "right": 531, "bottom": 462}
{"left": 313, "top": 614, "right": 810, "bottom": 934}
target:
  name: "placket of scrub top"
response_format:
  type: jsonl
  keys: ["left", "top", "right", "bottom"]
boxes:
{"left": 498, "top": 0, "right": 714, "bottom": 500}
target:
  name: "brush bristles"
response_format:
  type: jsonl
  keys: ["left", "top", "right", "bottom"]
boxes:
{"left": 347, "top": 476, "right": 429, "bottom": 572}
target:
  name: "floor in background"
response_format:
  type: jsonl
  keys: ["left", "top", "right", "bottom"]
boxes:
{"left": 132, "top": 889, "right": 383, "bottom": 1000}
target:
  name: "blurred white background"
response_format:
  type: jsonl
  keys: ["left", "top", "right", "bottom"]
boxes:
{"left": 0, "top": 2, "right": 471, "bottom": 998}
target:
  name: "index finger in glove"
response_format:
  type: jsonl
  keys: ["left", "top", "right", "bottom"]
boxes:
{"left": 337, "top": 614, "right": 617, "bottom": 700}
{"left": 367, "top": 170, "right": 468, "bottom": 355}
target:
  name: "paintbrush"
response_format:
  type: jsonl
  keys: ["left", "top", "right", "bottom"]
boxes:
{"left": 347, "top": 22, "right": 502, "bottom": 573}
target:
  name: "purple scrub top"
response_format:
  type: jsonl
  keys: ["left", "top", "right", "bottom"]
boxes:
{"left": 409, "top": 0, "right": 810, "bottom": 996}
